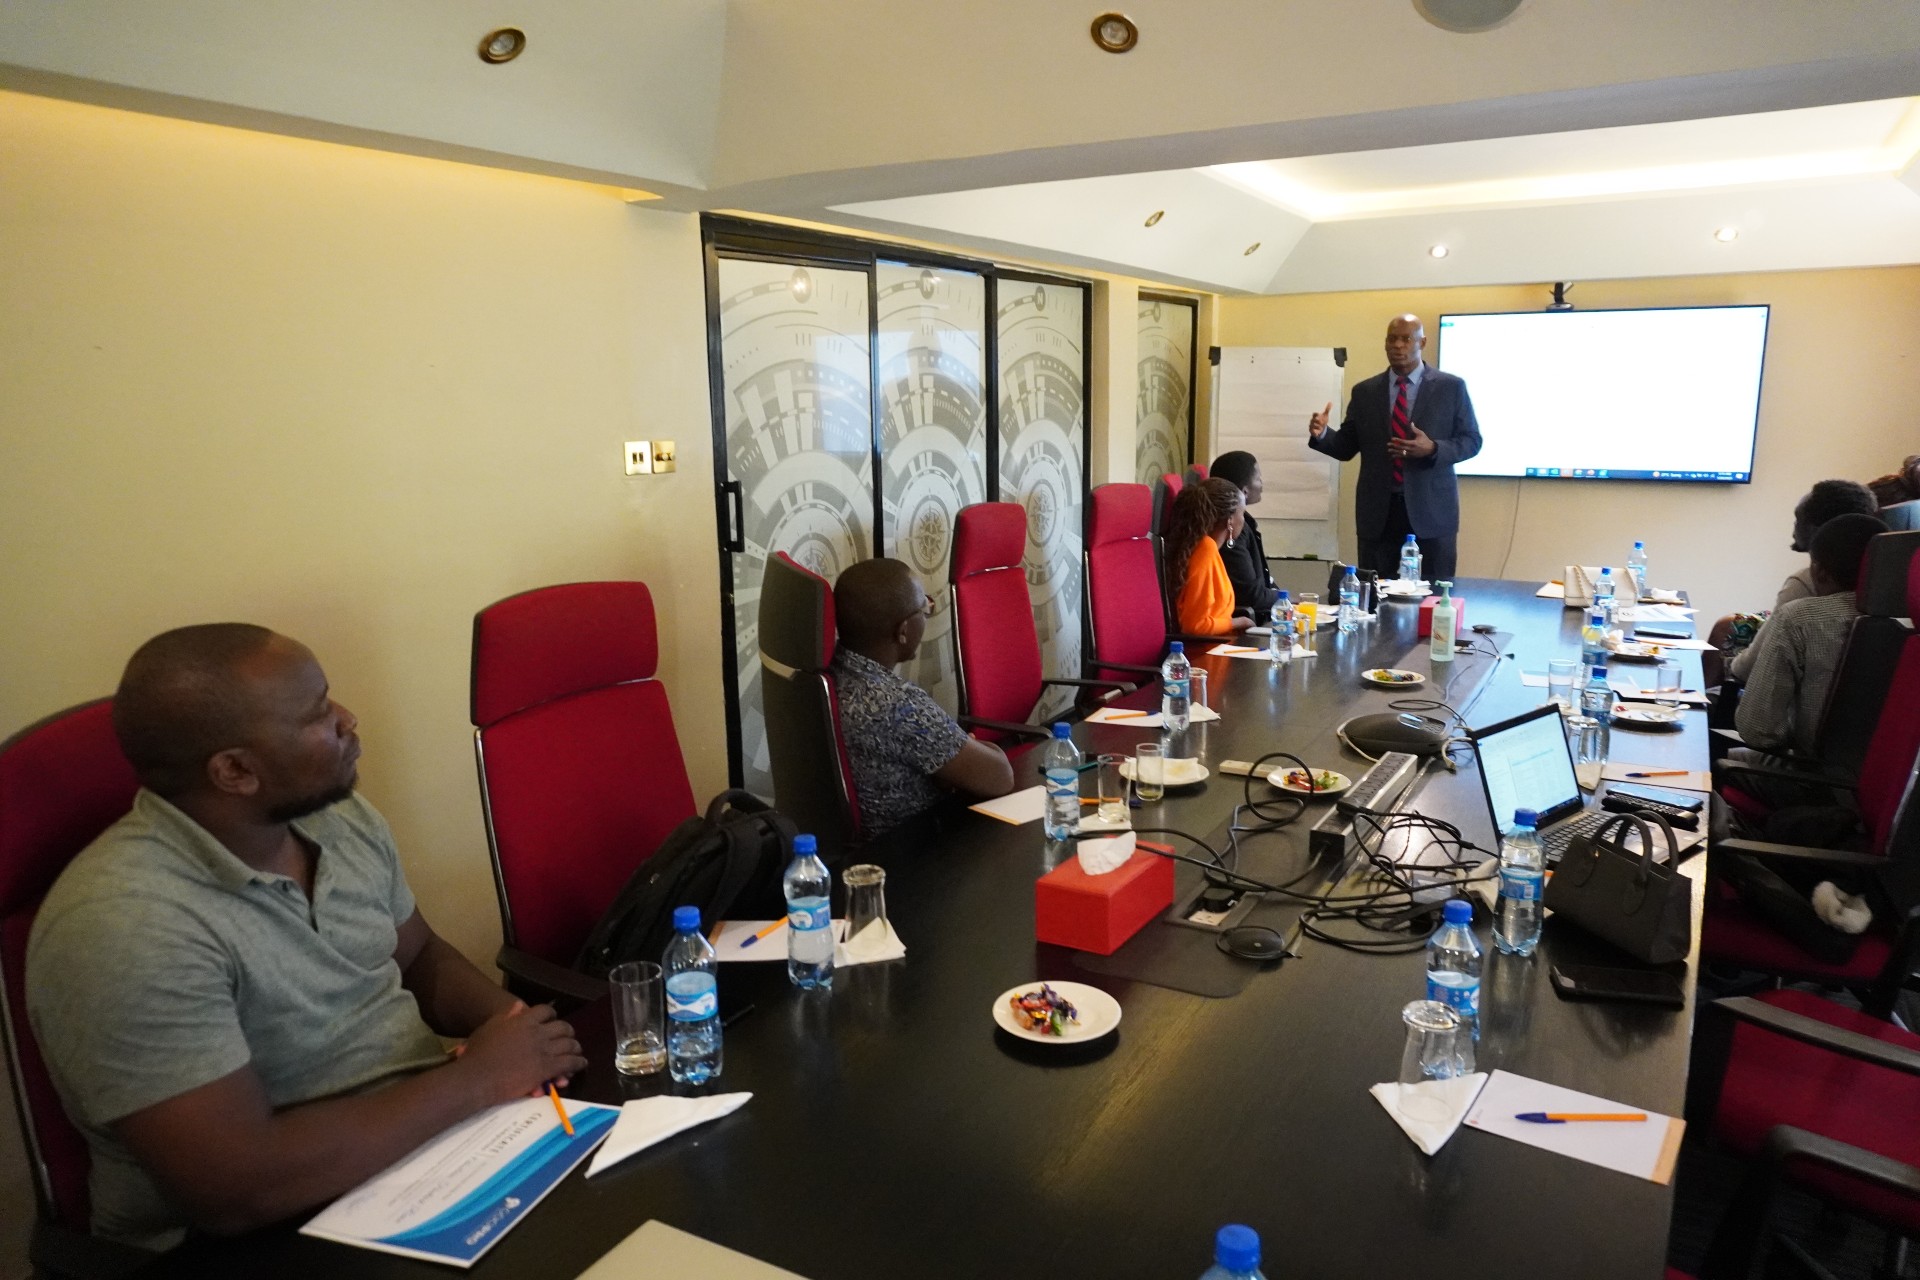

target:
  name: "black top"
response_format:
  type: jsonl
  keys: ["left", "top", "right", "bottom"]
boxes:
{"left": 1220, "top": 510, "right": 1277, "bottom": 616}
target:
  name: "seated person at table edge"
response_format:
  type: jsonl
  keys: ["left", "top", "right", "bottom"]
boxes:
{"left": 1733, "top": 512, "right": 1888, "bottom": 771}
{"left": 831, "top": 558, "right": 1014, "bottom": 834}
{"left": 27, "top": 624, "right": 586, "bottom": 1250}
{"left": 1210, "top": 450, "right": 1278, "bottom": 617}
{"left": 1167, "top": 478, "right": 1255, "bottom": 636}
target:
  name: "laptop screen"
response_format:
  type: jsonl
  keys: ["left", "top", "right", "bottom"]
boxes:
{"left": 1471, "top": 705, "right": 1584, "bottom": 833}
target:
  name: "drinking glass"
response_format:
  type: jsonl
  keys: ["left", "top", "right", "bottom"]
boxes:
{"left": 1566, "top": 714, "right": 1607, "bottom": 790}
{"left": 1547, "top": 658, "right": 1578, "bottom": 711}
{"left": 1096, "top": 754, "right": 1128, "bottom": 822}
{"left": 1398, "top": 1000, "right": 1472, "bottom": 1122}
{"left": 1296, "top": 593, "right": 1319, "bottom": 653}
{"left": 1654, "top": 658, "right": 1684, "bottom": 706}
{"left": 1133, "top": 742, "right": 1166, "bottom": 802}
{"left": 609, "top": 961, "right": 666, "bottom": 1075}
{"left": 843, "top": 864, "right": 888, "bottom": 946}
{"left": 1189, "top": 668, "right": 1208, "bottom": 714}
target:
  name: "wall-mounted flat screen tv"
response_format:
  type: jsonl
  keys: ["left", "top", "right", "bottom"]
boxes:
{"left": 1435, "top": 305, "right": 1768, "bottom": 483}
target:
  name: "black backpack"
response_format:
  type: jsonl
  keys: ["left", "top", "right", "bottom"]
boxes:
{"left": 576, "top": 789, "right": 798, "bottom": 976}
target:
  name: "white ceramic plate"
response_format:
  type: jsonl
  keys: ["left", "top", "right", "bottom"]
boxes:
{"left": 992, "top": 981, "right": 1122, "bottom": 1044}
{"left": 1606, "top": 641, "right": 1663, "bottom": 663}
{"left": 1121, "top": 757, "right": 1209, "bottom": 786}
{"left": 1362, "top": 668, "right": 1425, "bottom": 689}
{"left": 1269, "top": 767, "right": 1351, "bottom": 797}
{"left": 1612, "top": 704, "right": 1685, "bottom": 731}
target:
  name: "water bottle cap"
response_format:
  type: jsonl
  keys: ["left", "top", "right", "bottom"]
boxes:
{"left": 1405, "top": 534, "right": 1417, "bottom": 543}
{"left": 1214, "top": 1225, "right": 1260, "bottom": 1271}
{"left": 672, "top": 905, "right": 701, "bottom": 932}
{"left": 1591, "top": 664, "right": 1608, "bottom": 678}
{"left": 1634, "top": 541, "right": 1644, "bottom": 550}
{"left": 1513, "top": 808, "right": 1538, "bottom": 828}
{"left": 1051, "top": 722, "right": 1071, "bottom": 739}
{"left": 793, "top": 834, "right": 816, "bottom": 855}
{"left": 1443, "top": 898, "right": 1473, "bottom": 924}
{"left": 1275, "top": 590, "right": 1289, "bottom": 600}
{"left": 1600, "top": 566, "right": 1612, "bottom": 577}
{"left": 1169, "top": 640, "right": 1184, "bottom": 654}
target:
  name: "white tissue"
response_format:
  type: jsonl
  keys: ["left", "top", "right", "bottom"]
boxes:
{"left": 1077, "top": 830, "right": 1136, "bottom": 876}
{"left": 1812, "top": 881, "right": 1873, "bottom": 935}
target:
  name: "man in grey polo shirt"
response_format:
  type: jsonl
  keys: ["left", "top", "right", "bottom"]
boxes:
{"left": 28, "top": 624, "right": 587, "bottom": 1250}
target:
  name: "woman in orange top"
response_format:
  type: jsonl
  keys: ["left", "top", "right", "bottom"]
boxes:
{"left": 1166, "top": 478, "right": 1254, "bottom": 636}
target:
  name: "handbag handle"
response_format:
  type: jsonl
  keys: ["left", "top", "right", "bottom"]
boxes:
{"left": 1593, "top": 810, "right": 1677, "bottom": 882}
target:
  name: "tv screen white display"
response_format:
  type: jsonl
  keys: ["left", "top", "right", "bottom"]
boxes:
{"left": 1435, "top": 305, "right": 1768, "bottom": 483}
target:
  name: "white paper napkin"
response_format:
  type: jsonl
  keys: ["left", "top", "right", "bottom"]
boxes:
{"left": 1077, "top": 830, "right": 1136, "bottom": 876}
{"left": 586, "top": 1092, "right": 752, "bottom": 1177}
{"left": 1369, "top": 1072, "right": 1488, "bottom": 1155}
{"left": 837, "top": 918, "right": 905, "bottom": 966}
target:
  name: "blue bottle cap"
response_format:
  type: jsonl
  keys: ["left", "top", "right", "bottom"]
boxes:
{"left": 1404, "top": 534, "right": 1417, "bottom": 543}
{"left": 1591, "top": 664, "right": 1608, "bottom": 679}
{"left": 1275, "top": 589, "right": 1289, "bottom": 600}
{"left": 1443, "top": 898, "right": 1473, "bottom": 924}
{"left": 1513, "top": 808, "right": 1538, "bottom": 828}
{"left": 1600, "top": 566, "right": 1612, "bottom": 577}
{"left": 793, "top": 834, "right": 817, "bottom": 855}
{"left": 1169, "top": 640, "right": 1184, "bottom": 653}
{"left": 1051, "top": 722, "right": 1071, "bottom": 739}
{"left": 1633, "top": 541, "right": 1644, "bottom": 550}
{"left": 672, "top": 905, "right": 701, "bottom": 932}
{"left": 1214, "top": 1225, "right": 1260, "bottom": 1271}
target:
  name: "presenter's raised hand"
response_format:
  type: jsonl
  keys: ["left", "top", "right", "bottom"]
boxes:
{"left": 1387, "top": 424, "right": 1436, "bottom": 459}
{"left": 1308, "top": 402, "right": 1332, "bottom": 438}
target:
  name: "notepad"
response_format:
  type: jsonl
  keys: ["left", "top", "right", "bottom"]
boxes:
{"left": 1083, "top": 704, "right": 1220, "bottom": 727}
{"left": 969, "top": 784, "right": 1047, "bottom": 825}
{"left": 1464, "top": 1070, "right": 1683, "bottom": 1183}
{"left": 1601, "top": 764, "right": 1710, "bottom": 792}
{"left": 578, "top": 1220, "right": 809, "bottom": 1279}
{"left": 711, "top": 918, "right": 850, "bottom": 961}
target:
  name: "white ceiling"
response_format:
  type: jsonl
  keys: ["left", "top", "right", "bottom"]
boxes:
{"left": 5, "top": 1, "right": 1920, "bottom": 294}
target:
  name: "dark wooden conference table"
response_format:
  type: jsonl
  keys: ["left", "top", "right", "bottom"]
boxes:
{"left": 142, "top": 578, "right": 1709, "bottom": 1280}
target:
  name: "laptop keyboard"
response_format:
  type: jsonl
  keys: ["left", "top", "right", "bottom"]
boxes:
{"left": 1541, "top": 810, "right": 1616, "bottom": 865}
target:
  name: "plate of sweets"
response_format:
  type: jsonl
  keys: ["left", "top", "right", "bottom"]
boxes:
{"left": 1606, "top": 639, "right": 1664, "bottom": 663}
{"left": 1270, "top": 766, "right": 1351, "bottom": 797}
{"left": 992, "top": 981, "right": 1122, "bottom": 1044}
{"left": 1362, "top": 668, "right": 1425, "bottom": 688}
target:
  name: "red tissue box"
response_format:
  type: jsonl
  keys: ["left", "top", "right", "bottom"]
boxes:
{"left": 1034, "top": 848, "right": 1175, "bottom": 955}
{"left": 1417, "top": 595, "right": 1465, "bottom": 638}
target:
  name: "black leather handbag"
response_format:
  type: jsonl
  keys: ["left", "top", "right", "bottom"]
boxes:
{"left": 1542, "top": 811, "right": 1693, "bottom": 964}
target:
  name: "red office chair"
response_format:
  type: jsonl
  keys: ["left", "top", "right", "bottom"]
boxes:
{"left": 758, "top": 552, "right": 861, "bottom": 857}
{"left": 948, "top": 502, "right": 1126, "bottom": 744}
{"left": 1688, "top": 989, "right": 1920, "bottom": 1280}
{"left": 0, "top": 699, "right": 152, "bottom": 1276}
{"left": 1085, "top": 483, "right": 1173, "bottom": 685}
{"left": 1152, "top": 473, "right": 1184, "bottom": 631}
{"left": 471, "top": 582, "right": 697, "bottom": 1002}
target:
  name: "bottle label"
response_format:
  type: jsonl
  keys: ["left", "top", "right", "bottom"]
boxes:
{"left": 788, "top": 900, "right": 831, "bottom": 932}
{"left": 1163, "top": 677, "right": 1188, "bottom": 701}
{"left": 1499, "top": 867, "right": 1543, "bottom": 902}
{"left": 666, "top": 973, "right": 717, "bottom": 1022}
{"left": 1044, "top": 767, "right": 1077, "bottom": 796}
{"left": 1427, "top": 976, "right": 1480, "bottom": 1019}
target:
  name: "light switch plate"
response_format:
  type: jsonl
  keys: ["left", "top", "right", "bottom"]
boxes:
{"left": 650, "top": 440, "right": 677, "bottom": 473}
{"left": 624, "top": 440, "right": 653, "bottom": 475}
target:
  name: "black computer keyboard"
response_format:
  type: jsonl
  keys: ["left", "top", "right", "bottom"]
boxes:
{"left": 1541, "top": 810, "right": 1618, "bottom": 865}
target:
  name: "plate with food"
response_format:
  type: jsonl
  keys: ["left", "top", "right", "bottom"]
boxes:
{"left": 992, "top": 981, "right": 1122, "bottom": 1044}
{"left": 1269, "top": 766, "right": 1351, "bottom": 797}
{"left": 1605, "top": 640, "right": 1664, "bottom": 663}
{"left": 1362, "top": 668, "right": 1425, "bottom": 688}
{"left": 1378, "top": 579, "right": 1429, "bottom": 601}
{"left": 1612, "top": 704, "right": 1686, "bottom": 732}
{"left": 1120, "top": 757, "right": 1209, "bottom": 787}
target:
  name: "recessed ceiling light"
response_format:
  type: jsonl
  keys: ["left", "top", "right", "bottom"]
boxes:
{"left": 1091, "top": 13, "right": 1139, "bottom": 53}
{"left": 478, "top": 28, "right": 525, "bottom": 64}
{"left": 1243, "top": 243, "right": 1261, "bottom": 256}
{"left": 1713, "top": 226, "right": 1739, "bottom": 243}
{"left": 1413, "top": 0, "right": 1526, "bottom": 33}
{"left": 1144, "top": 210, "right": 1164, "bottom": 227}
{"left": 1429, "top": 244, "right": 1450, "bottom": 258}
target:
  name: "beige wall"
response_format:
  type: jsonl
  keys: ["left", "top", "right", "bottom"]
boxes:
{"left": 1216, "top": 268, "right": 1920, "bottom": 623}
{"left": 0, "top": 91, "right": 726, "bottom": 967}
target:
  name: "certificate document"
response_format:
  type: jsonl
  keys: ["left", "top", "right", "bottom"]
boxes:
{"left": 301, "top": 1096, "right": 619, "bottom": 1267}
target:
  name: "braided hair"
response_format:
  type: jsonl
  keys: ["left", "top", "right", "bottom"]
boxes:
{"left": 1165, "top": 477, "right": 1244, "bottom": 598}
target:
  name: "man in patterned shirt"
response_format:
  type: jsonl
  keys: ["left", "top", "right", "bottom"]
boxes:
{"left": 831, "top": 558, "right": 1014, "bottom": 834}
{"left": 1731, "top": 512, "right": 1888, "bottom": 789}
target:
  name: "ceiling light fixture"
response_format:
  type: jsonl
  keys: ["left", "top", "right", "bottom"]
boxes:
{"left": 1429, "top": 244, "right": 1450, "bottom": 258}
{"left": 1713, "top": 226, "right": 1740, "bottom": 242}
{"left": 1144, "top": 210, "right": 1164, "bottom": 227}
{"left": 478, "top": 28, "right": 526, "bottom": 64}
{"left": 1412, "top": 0, "right": 1526, "bottom": 33}
{"left": 1243, "top": 243, "right": 1261, "bottom": 256}
{"left": 1091, "top": 13, "right": 1139, "bottom": 53}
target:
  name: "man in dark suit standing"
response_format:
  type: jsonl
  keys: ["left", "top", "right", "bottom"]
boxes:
{"left": 1307, "top": 314, "right": 1481, "bottom": 581}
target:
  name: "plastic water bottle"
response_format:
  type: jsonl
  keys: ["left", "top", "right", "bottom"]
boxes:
{"left": 783, "top": 833, "right": 834, "bottom": 990}
{"left": 1398, "top": 534, "right": 1422, "bottom": 584}
{"left": 1581, "top": 663, "right": 1614, "bottom": 758}
{"left": 1198, "top": 1224, "right": 1267, "bottom": 1280}
{"left": 1042, "top": 723, "right": 1082, "bottom": 858}
{"left": 1594, "top": 566, "right": 1617, "bottom": 626}
{"left": 1627, "top": 540, "right": 1648, "bottom": 599}
{"left": 1494, "top": 809, "right": 1545, "bottom": 957}
{"left": 1425, "top": 898, "right": 1481, "bottom": 1039}
{"left": 1337, "top": 566, "right": 1361, "bottom": 634}
{"left": 1580, "top": 607, "right": 1608, "bottom": 686}
{"left": 1268, "top": 592, "right": 1294, "bottom": 664}
{"left": 1161, "top": 641, "right": 1192, "bottom": 731}
{"left": 663, "top": 905, "right": 723, "bottom": 1084}
{"left": 1429, "top": 581, "right": 1456, "bottom": 664}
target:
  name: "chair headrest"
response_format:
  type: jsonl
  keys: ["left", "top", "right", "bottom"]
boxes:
{"left": 952, "top": 503, "right": 1028, "bottom": 580}
{"left": 471, "top": 582, "right": 660, "bottom": 728}
{"left": 0, "top": 699, "right": 138, "bottom": 914}
{"left": 1858, "top": 530, "right": 1920, "bottom": 617}
{"left": 1090, "top": 484, "right": 1153, "bottom": 549}
{"left": 1911, "top": 543, "right": 1920, "bottom": 620}
{"left": 1880, "top": 499, "right": 1920, "bottom": 532}
{"left": 760, "top": 553, "right": 836, "bottom": 673}
{"left": 1152, "top": 474, "right": 1183, "bottom": 538}
{"left": 1184, "top": 464, "right": 1209, "bottom": 485}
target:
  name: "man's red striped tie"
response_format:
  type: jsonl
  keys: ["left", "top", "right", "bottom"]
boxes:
{"left": 1390, "top": 375, "right": 1411, "bottom": 485}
